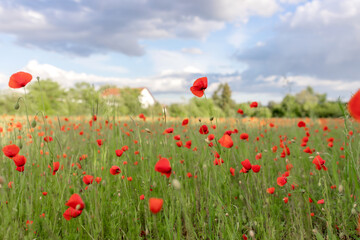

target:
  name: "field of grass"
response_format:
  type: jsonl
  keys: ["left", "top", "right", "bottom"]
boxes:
{"left": 0, "top": 113, "right": 360, "bottom": 239}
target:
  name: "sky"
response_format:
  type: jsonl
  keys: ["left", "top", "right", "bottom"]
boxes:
{"left": 0, "top": 0, "right": 359, "bottom": 105}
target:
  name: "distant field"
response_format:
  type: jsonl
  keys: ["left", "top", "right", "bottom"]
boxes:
{"left": 0, "top": 115, "right": 359, "bottom": 239}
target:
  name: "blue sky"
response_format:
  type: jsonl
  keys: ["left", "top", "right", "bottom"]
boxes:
{"left": 0, "top": 0, "right": 359, "bottom": 104}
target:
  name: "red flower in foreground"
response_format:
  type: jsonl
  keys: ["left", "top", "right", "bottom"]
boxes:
{"left": 63, "top": 207, "right": 83, "bottom": 221}
{"left": 110, "top": 166, "right": 121, "bottom": 175}
{"left": 190, "top": 77, "right": 208, "bottom": 97}
{"left": 348, "top": 90, "right": 360, "bottom": 122}
{"left": 115, "top": 149, "right": 124, "bottom": 157}
{"left": 2, "top": 144, "right": 20, "bottom": 158}
{"left": 317, "top": 199, "right": 325, "bottom": 204}
{"left": 237, "top": 109, "right": 244, "bottom": 114}
{"left": 312, "top": 155, "right": 327, "bottom": 171}
{"left": 149, "top": 198, "right": 164, "bottom": 214}
{"left": 154, "top": 158, "right": 172, "bottom": 178}
{"left": 9, "top": 71, "right": 32, "bottom": 89}
{"left": 182, "top": 118, "right": 189, "bottom": 126}
{"left": 218, "top": 134, "right": 233, "bottom": 148}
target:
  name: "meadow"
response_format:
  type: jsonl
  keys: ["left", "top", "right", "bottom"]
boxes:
{"left": 1, "top": 73, "right": 360, "bottom": 239}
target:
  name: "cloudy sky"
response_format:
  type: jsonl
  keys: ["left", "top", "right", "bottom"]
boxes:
{"left": 0, "top": 0, "right": 359, "bottom": 104}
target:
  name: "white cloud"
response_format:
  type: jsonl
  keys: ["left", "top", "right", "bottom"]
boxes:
{"left": 181, "top": 48, "right": 203, "bottom": 55}
{"left": 0, "top": 0, "right": 280, "bottom": 56}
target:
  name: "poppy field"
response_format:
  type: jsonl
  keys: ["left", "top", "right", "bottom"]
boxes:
{"left": 1, "top": 73, "right": 360, "bottom": 239}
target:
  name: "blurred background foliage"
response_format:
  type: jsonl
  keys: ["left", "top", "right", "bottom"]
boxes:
{"left": 0, "top": 79, "right": 344, "bottom": 118}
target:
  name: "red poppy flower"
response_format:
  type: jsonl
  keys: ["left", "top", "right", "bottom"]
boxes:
{"left": 250, "top": 102, "right": 258, "bottom": 108}
{"left": 65, "top": 193, "right": 85, "bottom": 210}
{"left": 110, "top": 166, "right": 121, "bottom": 175}
{"left": 9, "top": 71, "right": 32, "bottom": 89}
{"left": 237, "top": 109, "right": 244, "bottom": 114}
{"left": 251, "top": 165, "right": 261, "bottom": 173}
{"left": 230, "top": 167, "right": 235, "bottom": 176}
{"left": 96, "top": 139, "right": 103, "bottom": 146}
{"left": 182, "top": 118, "right": 189, "bottom": 126}
{"left": 42, "top": 192, "right": 48, "bottom": 196}
{"left": 140, "top": 194, "right": 145, "bottom": 200}
{"left": 83, "top": 175, "right": 94, "bottom": 185}
{"left": 218, "top": 134, "right": 233, "bottom": 148}
{"left": 267, "top": 187, "right": 275, "bottom": 194}
{"left": 277, "top": 176, "right": 287, "bottom": 187}
{"left": 122, "top": 145, "right": 129, "bottom": 151}
{"left": 154, "top": 158, "right": 172, "bottom": 178}
{"left": 317, "top": 199, "right": 324, "bottom": 204}
{"left": 163, "top": 128, "right": 174, "bottom": 134}
{"left": 2, "top": 144, "right": 20, "bottom": 158}
{"left": 51, "top": 162, "right": 60, "bottom": 175}
{"left": 184, "top": 140, "right": 192, "bottom": 149}
{"left": 63, "top": 207, "right": 83, "bottom": 221}
{"left": 44, "top": 136, "right": 53, "bottom": 142}
{"left": 16, "top": 166, "right": 25, "bottom": 172}
{"left": 190, "top": 77, "right": 207, "bottom": 97}
{"left": 348, "top": 90, "right": 360, "bottom": 121}
{"left": 199, "top": 125, "right": 209, "bottom": 135}
{"left": 115, "top": 149, "right": 124, "bottom": 157}
{"left": 241, "top": 159, "right": 252, "bottom": 171}
{"left": 297, "top": 121, "right": 306, "bottom": 128}
{"left": 240, "top": 133, "right": 249, "bottom": 140}
{"left": 12, "top": 155, "right": 26, "bottom": 167}
{"left": 312, "top": 155, "right": 326, "bottom": 170}
{"left": 149, "top": 198, "right": 164, "bottom": 214}
{"left": 139, "top": 113, "right": 146, "bottom": 121}
{"left": 95, "top": 177, "right": 102, "bottom": 184}
{"left": 283, "top": 197, "right": 289, "bottom": 203}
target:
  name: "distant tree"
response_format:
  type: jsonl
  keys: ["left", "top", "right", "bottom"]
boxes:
{"left": 212, "top": 83, "right": 236, "bottom": 116}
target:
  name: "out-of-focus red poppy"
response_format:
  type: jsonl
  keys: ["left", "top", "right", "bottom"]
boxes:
{"left": 163, "top": 128, "right": 174, "bottom": 134}
{"left": 149, "top": 198, "right": 164, "bottom": 214}
{"left": 9, "top": 71, "right": 32, "bottom": 89}
{"left": 267, "top": 187, "right": 275, "bottom": 194}
{"left": 65, "top": 193, "right": 85, "bottom": 210}
{"left": 115, "top": 149, "right": 124, "bottom": 157}
{"left": 218, "top": 134, "right": 233, "bottom": 148}
{"left": 155, "top": 158, "right": 172, "bottom": 178}
{"left": 2, "top": 144, "right": 20, "bottom": 158}
{"left": 50, "top": 162, "right": 60, "bottom": 175}
{"left": 199, "top": 125, "right": 209, "bottom": 135}
{"left": 348, "top": 90, "right": 360, "bottom": 121}
{"left": 277, "top": 176, "right": 287, "bottom": 187}
{"left": 44, "top": 136, "right": 53, "bottom": 142}
{"left": 83, "top": 175, "right": 94, "bottom": 185}
{"left": 96, "top": 139, "right": 103, "bottom": 146}
{"left": 297, "top": 121, "right": 306, "bottom": 128}
{"left": 12, "top": 155, "right": 26, "bottom": 167}
{"left": 251, "top": 165, "right": 261, "bottom": 173}
{"left": 110, "top": 166, "right": 121, "bottom": 175}
{"left": 139, "top": 113, "right": 146, "bottom": 121}
{"left": 190, "top": 77, "right": 207, "bottom": 97}
{"left": 182, "top": 118, "right": 189, "bottom": 126}
{"left": 240, "top": 133, "right": 249, "bottom": 140}
{"left": 237, "top": 109, "right": 244, "bottom": 114}
{"left": 250, "top": 102, "right": 258, "bottom": 108}
{"left": 63, "top": 207, "right": 82, "bottom": 221}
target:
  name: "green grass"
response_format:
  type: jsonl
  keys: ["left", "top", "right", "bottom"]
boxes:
{"left": 0, "top": 115, "right": 359, "bottom": 239}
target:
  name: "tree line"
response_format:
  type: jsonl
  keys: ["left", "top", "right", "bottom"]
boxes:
{"left": 0, "top": 79, "right": 344, "bottom": 118}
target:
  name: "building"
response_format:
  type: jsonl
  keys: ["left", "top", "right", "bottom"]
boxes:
{"left": 101, "top": 87, "right": 156, "bottom": 108}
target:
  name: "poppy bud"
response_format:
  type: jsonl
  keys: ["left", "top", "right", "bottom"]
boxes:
{"left": 18, "top": 142, "right": 23, "bottom": 149}
{"left": 210, "top": 116, "right": 214, "bottom": 121}
{"left": 31, "top": 119, "right": 37, "bottom": 128}
{"left": 14, "top": 102, "right": 20, "bottom": 110}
